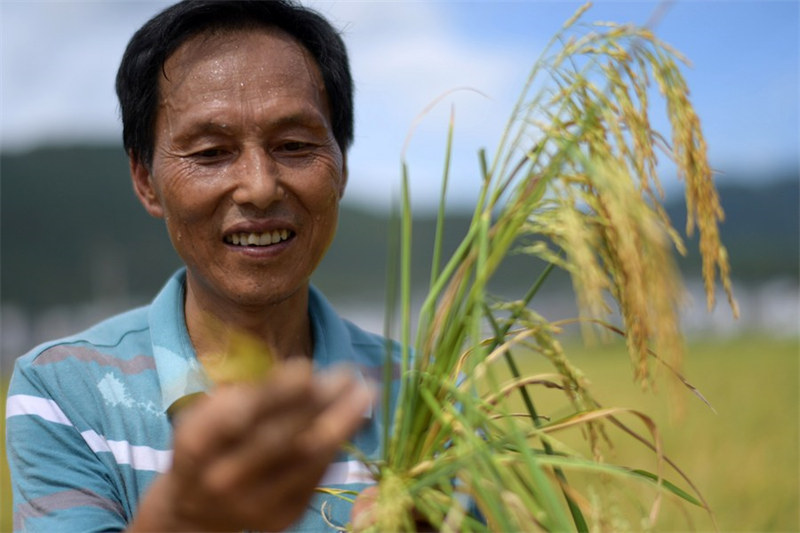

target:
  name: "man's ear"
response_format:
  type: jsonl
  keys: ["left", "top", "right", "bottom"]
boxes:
{"left": 130, "top": 154, "right": 164, "bottom": 218}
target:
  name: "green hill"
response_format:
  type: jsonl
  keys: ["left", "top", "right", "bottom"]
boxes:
{"left": 1, "top": 145, "right": 797, "bottom": 313}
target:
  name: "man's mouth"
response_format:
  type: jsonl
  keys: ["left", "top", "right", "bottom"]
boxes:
{"left": 224, "top": 230, "right": 293, "bottom": 247}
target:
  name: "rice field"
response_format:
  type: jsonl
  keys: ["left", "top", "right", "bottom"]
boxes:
{"left": 1, "top": 334, "right": 796, "bottom": 532}
{"left": 507, "top": 334, "right": 799, "bottom": 532}
{"left": 1, "top": 375, "right": 11, "bottom": 533}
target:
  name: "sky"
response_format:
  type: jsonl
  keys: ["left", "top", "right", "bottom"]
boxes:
{"left": 1, "top": 0, "right": 798, "bottom": 210}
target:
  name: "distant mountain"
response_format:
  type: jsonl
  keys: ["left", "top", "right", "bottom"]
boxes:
{"left": 2, "top": 145, "right": 797, "bottom": 313}
{"left": 1, "top": 145, "right": 181, "bottom": 310}
{"left": 665, "top": 174, "right": 799, "bottom": 281}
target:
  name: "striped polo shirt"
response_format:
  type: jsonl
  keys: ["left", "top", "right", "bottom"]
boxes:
{"left": 6, "top": 269, "right": 400, "bottom": 532}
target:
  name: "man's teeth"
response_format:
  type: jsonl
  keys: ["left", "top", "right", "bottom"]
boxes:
{"left": 226, "top": 230, "right": 291, "bottom": 246}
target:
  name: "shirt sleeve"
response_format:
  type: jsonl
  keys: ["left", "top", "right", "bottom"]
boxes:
{"left": 6, "top": 357, "right": 129, "bottom": 533}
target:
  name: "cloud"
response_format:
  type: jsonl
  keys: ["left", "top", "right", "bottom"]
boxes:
{"left": 0, "top": 1, "right": 171, "bottom": 149}
{"left": 313, "top": 2, "right": 541, "bottom": 209}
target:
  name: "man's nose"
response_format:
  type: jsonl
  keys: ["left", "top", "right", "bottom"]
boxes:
{"left": 231, "top": 148, "right": 281, "bottom": 210}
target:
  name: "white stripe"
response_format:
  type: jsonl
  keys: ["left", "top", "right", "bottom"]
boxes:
{"left": 319, "top": 460, "right": 375, "bottom": 486}
{"left": 8, "top": 395, "right": 365, "bottom": 480}
{"left": 6, "top": 394, "right": 72, "bottom": 426}
{"left": 6, "top": 395, "right": 172, "bottom": 473}
{"left": 81, "top": 430, "right": 173, "bottom": 473}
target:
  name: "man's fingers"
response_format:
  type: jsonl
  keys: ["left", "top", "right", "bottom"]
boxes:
{"left": 173, "top": 360, "right": 373, "bottom": 498}
{"left": 203, "top": 397, "right": 320, "bottom": 490}
{"left": 205, "top": 366, "right": 373, "bottom": 490}
{"left": 173, "top": 358, "right": 315, "bottom": 466}
{"left": 351, "top": 485, "right": 379, "bottom": 532}
{"left": 297, "top": 369, "right": 375, "bottom": 455}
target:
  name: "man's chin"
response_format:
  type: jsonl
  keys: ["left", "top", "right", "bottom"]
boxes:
{"left": 187, "top": 269, "right": 308, "bottom": 312}
{"left": 228, "top": 278, "right": 310, "bottom": 310}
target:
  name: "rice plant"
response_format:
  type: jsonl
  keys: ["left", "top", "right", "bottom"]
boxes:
{"left": 352, "top": 4, "right": 737, "bottom": 531}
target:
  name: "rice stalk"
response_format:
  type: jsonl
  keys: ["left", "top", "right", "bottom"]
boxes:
{"left": 356, "top": 3, "right": 735, "bottom": 532}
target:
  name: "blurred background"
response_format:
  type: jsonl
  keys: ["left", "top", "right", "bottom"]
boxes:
{"left": 1, "top": 1, "right": 797, "bottom": 531}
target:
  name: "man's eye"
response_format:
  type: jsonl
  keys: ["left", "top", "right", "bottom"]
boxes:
{"left": 194, "top": 148, "right": 227, "bottom": 158}
{"left": 281, "top": 141, "right": 310, "bottom": 152}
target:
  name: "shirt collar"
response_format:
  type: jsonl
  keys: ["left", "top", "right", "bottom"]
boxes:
{"left": 148, "top": 268, "right": 210, "bottom": 414}
{"left": 149, "top": 270, "right": 370, "bottom": 418}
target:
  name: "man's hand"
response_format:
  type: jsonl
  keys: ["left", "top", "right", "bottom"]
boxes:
{"left": 350, "top": 484, "right": 379, "bottom": 532}
{"left": 128, "top": 358, "right": 373, "bottom": 532}
{"left": 351, "top": 485, "right": 436, "bottom": 533}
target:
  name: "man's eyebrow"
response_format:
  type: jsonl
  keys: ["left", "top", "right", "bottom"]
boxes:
{"left": 172, "top": 121, "right": 235, "bottom": 143}
{"left": 263, "top": 109, "right": 330, "bottom": 131}
{"left": 174, "top": 110, "right": 329, "bottom": 142}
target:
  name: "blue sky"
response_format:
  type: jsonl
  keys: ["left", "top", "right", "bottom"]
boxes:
{"left": 2, "top": 0, "right": 797, "bottom": 210}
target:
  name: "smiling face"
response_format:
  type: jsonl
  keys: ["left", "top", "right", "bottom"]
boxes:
{"left": 132, "top": 28, "right": 346, "bottom": 315}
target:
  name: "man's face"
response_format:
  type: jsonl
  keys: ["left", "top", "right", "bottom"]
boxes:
{"left": 134, "top": 28, "right": 346, "bottom": 310}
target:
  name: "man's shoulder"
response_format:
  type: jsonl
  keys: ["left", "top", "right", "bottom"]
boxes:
{"left": 339, "top": 318, "right": 404, "bottom": 376}
{"left": 14, "top": 304, "right": 153, "bottom": 371}
{"left": 341, "top": 318, "right": 390, "bottom": 352}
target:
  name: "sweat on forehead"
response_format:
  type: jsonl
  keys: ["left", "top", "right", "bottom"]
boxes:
{"left": 161, "top": 28, "right": 325, "bottom": 92}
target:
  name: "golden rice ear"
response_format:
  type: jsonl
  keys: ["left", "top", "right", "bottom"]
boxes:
{"left": 203, "top": 333, "right": 275, "bottom": 385}
{"left": 652, "top": 55, "right": 738, "bottom": 318}
{"left": 198, "top": 317, "right": 276, "bottom": 385}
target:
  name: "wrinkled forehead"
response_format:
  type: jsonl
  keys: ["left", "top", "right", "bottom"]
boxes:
{"left": 159, "top": 27, "right": 326, "bottom": 99}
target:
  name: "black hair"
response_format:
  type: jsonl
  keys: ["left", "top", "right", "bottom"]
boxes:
{"left": 115, "top": 0, "right": 353, "bottom": 167}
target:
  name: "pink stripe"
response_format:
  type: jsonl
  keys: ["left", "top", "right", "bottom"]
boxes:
{"left": 34, "top": 345, "right": 155, "bottom": 374}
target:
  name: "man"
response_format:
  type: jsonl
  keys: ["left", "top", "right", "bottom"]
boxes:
{"left": 6, "top": 1, "right": 398, "bottom": 531}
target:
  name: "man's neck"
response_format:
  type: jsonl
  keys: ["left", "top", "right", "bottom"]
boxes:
{"left": 183, "top": 279, "right": 314, "bottom": 366}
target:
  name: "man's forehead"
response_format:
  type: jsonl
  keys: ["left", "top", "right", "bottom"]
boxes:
{"left": 153, "top": 26, "right": 333, "bottom": 134}
{"left": 160, "top": 27, "right": 323, "bottom": 91}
